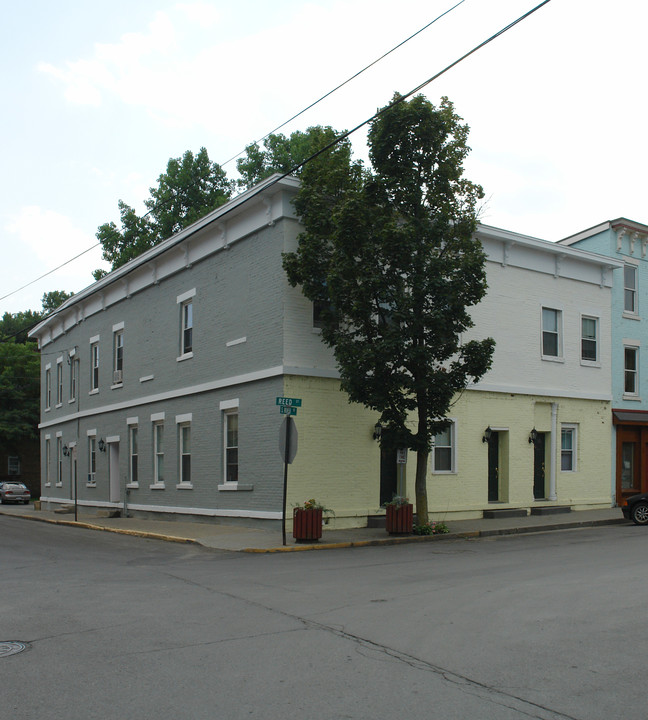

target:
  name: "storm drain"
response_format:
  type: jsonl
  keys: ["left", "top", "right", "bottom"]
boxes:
{"left": 0, "top": 642, "right": 29, "bottom": 658}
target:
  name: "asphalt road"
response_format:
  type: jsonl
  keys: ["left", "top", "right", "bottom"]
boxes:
{"left": 1, "top": 516, "right": 645, "bottom": 720}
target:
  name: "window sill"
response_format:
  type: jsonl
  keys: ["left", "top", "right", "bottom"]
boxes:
{"left": 55, "top": 483, "right": 62, "bottom": 488}
{"left": 44, "top": 483, "right": 51, "bottom": 488}
{"left": 55, "top": 403, "right": 63, "bottom": 409}
{"left": 541, "top": 355, "right": 564, "bottom": 363}
{"left": 150, "top": 483, "right": 165, "bottom": 490}
{"left": 139, "top": 375, "right": 154, "bottom": 383}
{"left": 68, "top": 399, "right": 76, "bottom": 404}
{"left": 623, "top": 312, "right": 640, "bottom": 321}
{"left": 623, "top": 394, "right": 642, "bottom": 402}
{"left": 176, "top": 482, "right": 194, "bottom": 490}
{"left": 45, "top": 407, "right": 51, "bottom": 413}
{"left": 218, "top": 482, "right": 254, "bottom": 491}
{"left": 111, "top": 383, "right": 123, "bottom": 390}
{"left": 580, "top": 360, "right": 601, "bottom": 368}
{"left": 126, "top": 483, "right": 139, "bottom": 489}
{"left": 86, "top": 482, "right": 97, "bottom": 488}
{"left": 176, "top": 352, "right": 193, "bottom": 363}
{"left": 89, "top": 389, "right": 99, "bottom": 396}
{"left": 431, "top": 470, "right": 457, "bottom": 475}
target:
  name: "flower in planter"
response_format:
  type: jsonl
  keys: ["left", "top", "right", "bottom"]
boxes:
{"left": 412, "top": 520, "right": 449, "bottom": 535}
{"left": 383, "top": 495, "right": 410, "bottom": 508}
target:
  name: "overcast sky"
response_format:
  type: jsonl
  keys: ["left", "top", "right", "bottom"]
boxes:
{"left": 1, "top": 0, "right": 644, "bottom": 315}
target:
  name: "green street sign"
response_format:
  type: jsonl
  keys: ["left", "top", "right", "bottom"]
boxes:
{"left": 276, "top": 397, "right": 302, "bottom": 408}
{"left": 280, "top": 406, "right": 297, "bottom": 416}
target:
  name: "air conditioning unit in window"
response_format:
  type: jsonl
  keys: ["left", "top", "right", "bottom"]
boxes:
{"left": 113, "top": 370, "right": 123, "bottom": 384}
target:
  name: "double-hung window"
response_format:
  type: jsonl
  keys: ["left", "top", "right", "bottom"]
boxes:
{"left": 153, "top": 420, "right": 165, "bottom": 486}
{"left": 113, "top": 326, "right": 124, "bottom": 385}
{"left": 224, "top": 412, "right": 239, "bottom": 483}
{"left": 581, "top": 316, "right": 599, "bottom": 364}
{"left": 56, "top": 436, "right": 63, "bottom": 486}
{"left": 90, "top": 339, "right": 99, "bottom": 391}
{"left": 88, "top": 435, "right": 97, "bottom": 484}
{"left": 432, "top": 421, "right": 456, "bottom": 473}
{"left": 56, "top": 360, "right": 63, "bottom": 405}
{"left": 45, "top": 366, "right": 52, "bottom": 410}
{"left": 180, "top": 424, "right": 191, "bottom": 484}
{"left": 542, "top": 307, "right": 562, "bottom": 359}
{"left": 624, "top": 264, "right": 638, "bottom": 315}
{"left": 561, "top": 425, "right": 577, "bottom": 472}
{"left": 625, "top": 346, "right": 639, "bottom": 396}
{"left": 69, "top": 354, "right": 79, "bottom": 402}
{"left": 45, "top": 437, "right": 51, "bottom": 486}
{"left": 128, "top": 424, "right": 138, "bottom": 486}
{"left": 177, "top": 289, "right": 196, "bottom": 360}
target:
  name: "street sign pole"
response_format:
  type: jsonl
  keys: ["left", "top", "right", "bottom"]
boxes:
{"left": 281, "top": 416, "right": 292, "bottom": 546}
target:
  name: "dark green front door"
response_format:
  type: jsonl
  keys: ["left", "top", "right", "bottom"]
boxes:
{"left": 380, "top": 437, "right": 398, "bottom": 506}
{"left": 533, "top": 433, "right": 546, "bottom": 499}
{"left": 488, "top": 431, "right": 499, "bottom": 502}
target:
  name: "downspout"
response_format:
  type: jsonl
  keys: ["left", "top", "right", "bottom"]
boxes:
{"left": 549, "top": 402, "right": 558, "bottom": 501}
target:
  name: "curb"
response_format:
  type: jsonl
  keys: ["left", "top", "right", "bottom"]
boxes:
{"left": 1, "top": 509, "right": 627, "bottom": 552}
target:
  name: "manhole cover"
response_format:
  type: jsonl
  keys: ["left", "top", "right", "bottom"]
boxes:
{"left": 0, "top": 642, "right": 29, "bottom": 658}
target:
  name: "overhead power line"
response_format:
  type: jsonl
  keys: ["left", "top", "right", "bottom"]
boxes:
{"left": 2, "top": 0, "right": 551, "bottom": 344}
{"left": 0, "top": 2, "right": 466, "bottom": 311}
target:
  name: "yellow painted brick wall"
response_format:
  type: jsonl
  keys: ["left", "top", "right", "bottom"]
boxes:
{"left": 283, "top": 376, "right": 613, "bottom": 527}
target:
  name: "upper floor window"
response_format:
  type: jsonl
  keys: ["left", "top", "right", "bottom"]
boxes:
{"left": 581, "top": 316, "right": 598, "bottom": 364}
{"left": 182, "top": 301, "right": 193, "bottom": 355}
{"left": 45, "top": 367, "right": 52, "bottom": 409}
{"left": 113, "top": 328, "right": 124, "bottom": 384}
{"left": 90, "top": 340, "right": 99, "bottom": 391}
{"left": 624, "top": 264, "right": 638, "bottom": 314}
{"left": 69, "top": 356, "right": 79, "bottom": 401}
{"left": 432, "top": 422, "right": 456, "bottom": 473}
{"left": 56, "top": 361, "right": 63, "bottom": 406}
{"left": 542, "top": 307, "right": 562, "bottom": 358}
{"left": 625, "top": 346, "right": 639, "bottom": 396}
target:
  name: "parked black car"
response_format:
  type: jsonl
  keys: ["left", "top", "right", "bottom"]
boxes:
{"left": 622, "top": 493, "right": 648, "bottom": 525}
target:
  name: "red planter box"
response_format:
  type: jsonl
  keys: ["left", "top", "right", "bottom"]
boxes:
{"left": 385, "top": 503, "right": 413, "bottom": 534}
{"left": 293, "top": 507, "right": 323, "bottom": 542}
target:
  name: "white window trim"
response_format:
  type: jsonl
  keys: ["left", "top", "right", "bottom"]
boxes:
{"left": 541, "top": 306, "right": 564, "bottom": 362}
{"left": 222, "top": 408, "right": 239, "bottom": 485}
{"left": 87, "top": 434, "right": 97, "bottom": 486}
{"left": 623, "top": 261, "right": 639, "bottom": 318}
{"left": 56, "top": 358, "right": 64, "bottom": 407}
{"left": 177, "top": 421, "right": 193, "bottom": 489}
{"left": 623, "top": 342, "right": 640, "bottom": 400}
{"left": 176, "top": 288, "right": 196, "bottom": 304}
{"left": 127, "top": 424, "right": 139, "bottom": 489}
{"left": 580, "top": 314, "right": 600, "bottom": 367}
{"left": 151, "top": 420, "right": 165, "bottom": 489}
{"left": 431, "top": 419, "right": 458, "bottom": 475}
{"left": 560, "top": 424, "right": 578, "bottom": 473}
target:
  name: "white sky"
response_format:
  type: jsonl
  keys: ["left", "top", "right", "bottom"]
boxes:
{"left": 1, "top": 0, "right": 644, "bottom": 315}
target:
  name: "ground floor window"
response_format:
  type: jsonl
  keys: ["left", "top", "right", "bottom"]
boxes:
{"left": 129, "top": 426, "right": 138, "bottom": 485}
{"left": 154, "top": 422, "right": 164, "bottom": 484}
{"left": 224, "top": 411, "right": 238, "bottom": 482}
{"left": 179, "top": 424, "right": 191, "bottom": 484}
{"left": 88, "top": 436, "right": 96, "bottom": 484}
{"left": 432, "top": 421, "right": 455, "bottom": 473}
{"left": 561, "top": 425, "right": 577, "bottom": 472}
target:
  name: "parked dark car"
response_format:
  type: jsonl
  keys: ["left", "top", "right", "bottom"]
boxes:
{"left": 622, "top": 493, "right": 648, "bottom": 525}
{"left": 0, "top": 481, "right": 31, "bottom": 505}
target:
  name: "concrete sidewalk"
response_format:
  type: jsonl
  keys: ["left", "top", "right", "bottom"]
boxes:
{"left": 0, "top": 503, "right": 628, "bottom": 552}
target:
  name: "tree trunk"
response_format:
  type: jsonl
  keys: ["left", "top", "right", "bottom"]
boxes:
{"left": 415, "top": 447, "right": 429, "bottom": 525}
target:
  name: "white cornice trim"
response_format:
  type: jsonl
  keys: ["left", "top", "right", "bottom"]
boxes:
{"left": 468, "top": 382, "right": 612, "bottom": 402}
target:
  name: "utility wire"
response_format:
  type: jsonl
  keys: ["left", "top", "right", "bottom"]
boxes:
{"left": 0, "top": 2, "right": 465, "bottom": 311}
{"left": 1, "top": 0, "right": 551, "bottom": 344}
{"left": 218, "top": 0, "right": 466, "bottom": 169}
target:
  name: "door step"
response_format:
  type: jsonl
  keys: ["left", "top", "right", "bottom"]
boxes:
{"left": 530, "top": 506, "right": 572, "bottom": 516}
{"left": 483, "top": 508, "right": 528, "bottom": 519}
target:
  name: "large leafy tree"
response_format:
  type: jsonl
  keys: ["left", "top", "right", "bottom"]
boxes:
{"left": 283, "top": 94, "right": 495, "bottom": 523}
{"left": 94, "top": 148, "right": 233, "bottom": 278}
{"left": 236, "top": 127, "right": 341, "bottom": 189}
{"left": 0, "top": 290, "right": 72, "bottom": 448}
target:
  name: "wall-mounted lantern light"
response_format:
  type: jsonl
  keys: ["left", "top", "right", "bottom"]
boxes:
{"left": 372, "top": 423, "right": 382, "bottom": 441}
{"left": 482, "top": 426, "right": 492, "bottom": 444}
{"left": 528, "top": 428, "right": 539, "bottom": 445}
{"left": 98, "top": 439, "right": 107, "bottom": 453}
{"left": 62, "top": 444, "right": 70, "bottom": 457}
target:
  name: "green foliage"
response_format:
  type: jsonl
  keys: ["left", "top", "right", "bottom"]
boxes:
{"left": 236, "top": 127, "right": 343, "bottom": 189}
{"left": 283, "top": 93, "right": 495, "bottom": 522}
{"left": 94, "top": 148, "right": 233, "bottom": 276}
{"left": 0, "top": 342, "right": 40, "bottom": 447}
{"left": 383, "top": 495, "right": 410, "bottom": 508}
{"left": 412, "top": 521, "right": 449, "bottom": 535}
{"left": 41, "top": 290, "right": 73, "bottom": 314}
